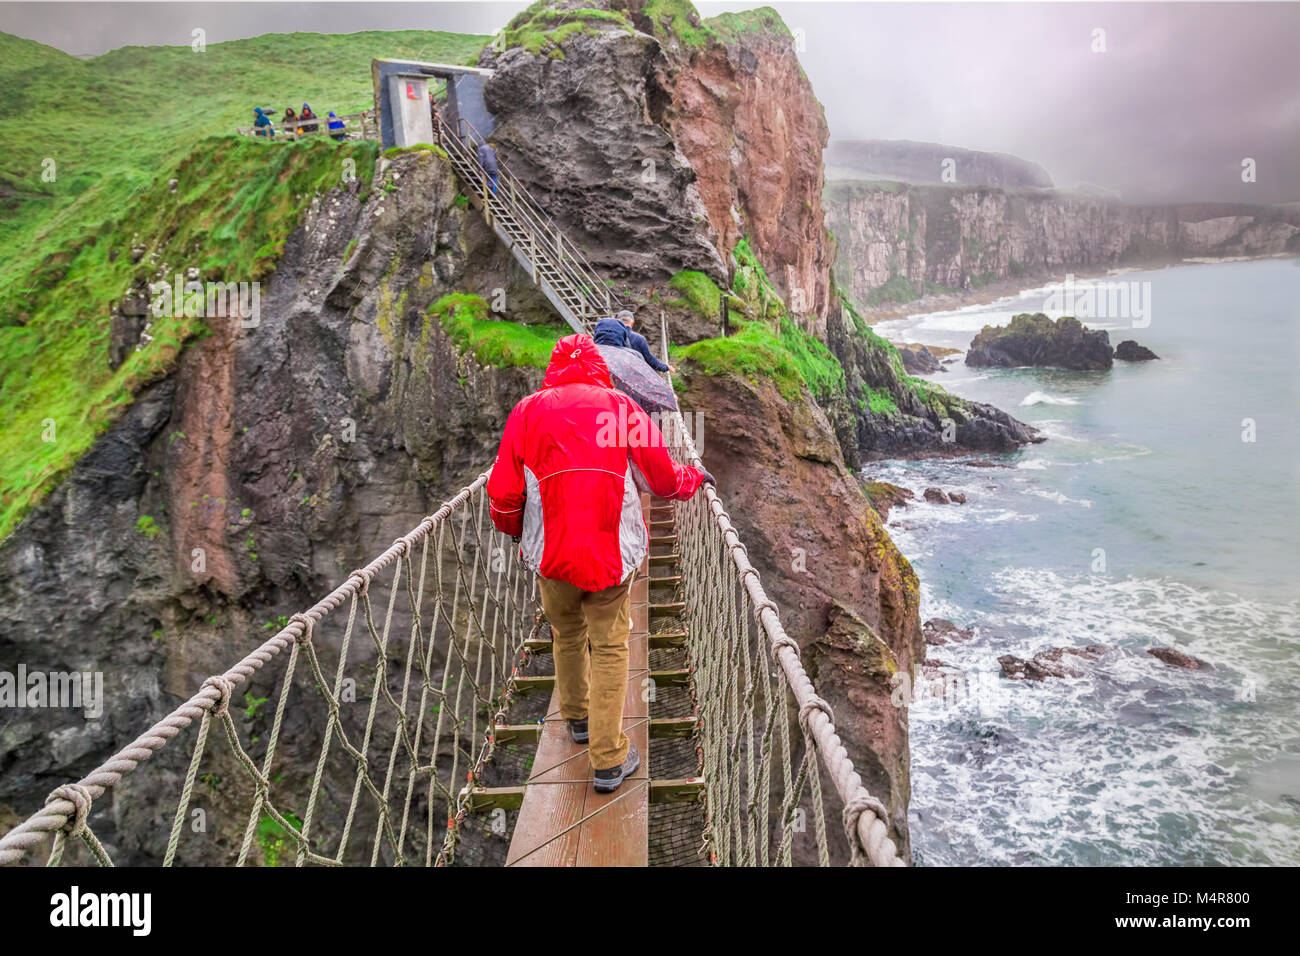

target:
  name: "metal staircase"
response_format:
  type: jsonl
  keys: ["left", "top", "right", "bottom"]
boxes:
{"left": 436, "top": 114, "right": 622, "bottom": 334}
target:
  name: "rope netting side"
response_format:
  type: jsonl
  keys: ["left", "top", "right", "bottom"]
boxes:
{"left": 0, "top": 472, "right": 540, "bottom": 867}
{"left": 661, "top": 413, "right": 906, "bottom": 868}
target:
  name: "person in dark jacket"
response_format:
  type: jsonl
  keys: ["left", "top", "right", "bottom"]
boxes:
{"left": 326, "top": 111, "right": 346, "bottom": 141}
{"left": 476, "top": 140, "right": 499, "bottom": 195}
{"left": 252, "top": 107, "right": 276, "bottom": 137}
{"left": 592, "top": 310, "right": 675, "bottom": 374}
{"left": 299, "top": 103, "right": 318, "bottom": 133}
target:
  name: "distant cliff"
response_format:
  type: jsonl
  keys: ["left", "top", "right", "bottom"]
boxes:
{"left": 826, "top": 140, "right": 1054, "bottom": 189}
{"left": 827, "top": 179, "right": 1300, "bottom": 308}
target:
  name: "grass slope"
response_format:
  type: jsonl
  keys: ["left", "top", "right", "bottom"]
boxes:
{"left": 0, "top": 136, "right": 379, "bottom": 542}
{"left": 0, "top": 29, "right": 487, "bottom": 248}
{"left": 0, "top": 27, "right": 486, "bottom": 541}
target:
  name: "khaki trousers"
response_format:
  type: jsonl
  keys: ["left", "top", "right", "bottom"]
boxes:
{"left": 537, "top": 574, "right": 634, "bottom": 771}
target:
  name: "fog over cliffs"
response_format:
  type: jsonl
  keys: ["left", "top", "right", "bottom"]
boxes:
{"left": 5, "top": 2, "right": 1297, "bottom": 204}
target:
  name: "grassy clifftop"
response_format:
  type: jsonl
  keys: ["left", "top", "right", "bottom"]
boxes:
{"left": 0, "top": 26, "right": 488, "bottom": 541}
{"left": 0, "top": 136, "right": 378, "bottom": 541}
{"left": 0, "top": 29, "right": 485, "bottom": 255}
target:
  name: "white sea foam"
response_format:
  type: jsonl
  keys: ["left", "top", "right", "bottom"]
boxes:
{"left": 1019, "top": 390, "right": 1080, "bottom": 407}
{"left": 1015, "top": 458, "right": 1050, "bottom": 470}
{"left": 982, "top": 509, "right": 1039, "bottom": 523}
{"left": 909, "top": 567, "right": 1300, "bottom": 866}
{"left": 1022, "top": 488, "right": 1093, "bottom": 507}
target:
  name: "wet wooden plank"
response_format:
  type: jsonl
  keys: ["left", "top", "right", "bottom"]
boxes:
{"left": 505, "top": 495, "right": 657, "bottom": 867}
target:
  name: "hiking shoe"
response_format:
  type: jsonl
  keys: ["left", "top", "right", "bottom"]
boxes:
{"left": 568, "top": 718, "right": 589, "bottom": 744}
{"left": 593, "top": 743, "right": 640, "bottom": 793}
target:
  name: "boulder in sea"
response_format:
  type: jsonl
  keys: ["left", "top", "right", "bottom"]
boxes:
{"left": 1115, "top": 340, "right": 1159, "bottom": 361}
{"left": 1148, "top": 646, "right": 1211, "bottom": 670}
{"left": 965, "top": 313, "right": 1113, "bottom": 370}
{"left": 1000, "top": 645, "right": 1107, "bottom": 681}
{"left": 949, "top": 492, "right": 967, "bottom": 504}
{"left": 923, "top": 487, "right": 949, "bottom": 504}
{"left": 923, "top": 618, "right": 975, "bottom": 645}
{"left": 864, "top": 480, "right": 915, "bottom": 521}
{"left": 897, "top": 344, "right": 943, "bottom": 374}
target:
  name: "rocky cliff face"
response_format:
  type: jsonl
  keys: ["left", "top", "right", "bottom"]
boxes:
{"left": 826, "top": 298, "right": 1041, "bottom": 461}
{"left": 828, "top": 180, "right": 1300, "bottom": 308}
{"left": 0, "top": 150, "right": 554, "bottom": 862}
{"left": 665, "top": 11, "right": 834, "bottom": 335}
{"left": 481, "top": 25, "right": 725, "bottom": 290}
{"left": 480, "top": 1, "right": 835, "bottom": 337}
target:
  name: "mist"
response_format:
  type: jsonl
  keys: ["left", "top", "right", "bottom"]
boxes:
{"left": 2, "top": 1, "right": 1296, "bottom": 204}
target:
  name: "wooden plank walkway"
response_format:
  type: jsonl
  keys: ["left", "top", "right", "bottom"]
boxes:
{"left": 505, "top": 495, "right": 654, "bottom": 866}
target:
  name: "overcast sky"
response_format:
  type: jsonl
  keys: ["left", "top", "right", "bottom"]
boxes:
{"left": 2, "top": 1, "right": 1297, "bottom": 203}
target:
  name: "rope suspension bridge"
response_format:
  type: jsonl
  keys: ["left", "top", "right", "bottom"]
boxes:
{"left": 0, "top": 408, "right": 902, "bottom": 868}
{"left": 0, "top": 109, "right": 904, "bottom": 869}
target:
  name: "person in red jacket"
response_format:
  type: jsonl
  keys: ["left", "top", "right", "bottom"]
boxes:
{"left": 488, "top": 334, "right": 713, "bottom": 792}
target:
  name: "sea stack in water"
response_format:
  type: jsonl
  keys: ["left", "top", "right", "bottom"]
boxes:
{"left": 1114, "top": 340, "right": 1159, "bottom": 361}
{"left": 965, "top": 313, "right": 1113, "bottom": 370}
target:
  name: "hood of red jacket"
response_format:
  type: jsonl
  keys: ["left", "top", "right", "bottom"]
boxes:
{"left": 543, "top": 334, "right": 613, "bottom": 389}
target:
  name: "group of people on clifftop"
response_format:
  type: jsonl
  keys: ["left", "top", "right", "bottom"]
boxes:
{"left": 252, "top": 103, "right": 348, "bottom": 141}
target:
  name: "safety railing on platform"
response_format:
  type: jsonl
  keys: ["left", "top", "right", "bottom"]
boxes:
{"left": 658, "top": 320, "right": 905, "bottom": 867}
{"left": 236, "top": 109, "right": 378, "bottom": 141}
{"left": 0, "top": 476, "right": 539, "bottom": 867}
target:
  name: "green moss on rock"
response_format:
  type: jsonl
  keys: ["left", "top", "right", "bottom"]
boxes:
{"left": 430, "top": 293, "right": 567, "bottom": 369}
{"left": 501, "top": 3, "right": 635, "bottom": 58}
{"left": 667, "top": 270, "right": 722, "bottom": 318}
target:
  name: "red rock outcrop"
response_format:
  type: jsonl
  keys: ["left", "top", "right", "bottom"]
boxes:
{"left": 666, "top": 14, "right": 833, "bottom": 335}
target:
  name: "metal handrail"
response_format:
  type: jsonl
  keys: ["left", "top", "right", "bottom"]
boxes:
{"left": 445, "top": 115, "right": 620, "bottom": 319}
{"left": 437, "top": 124, "right": 590, "bottom": 327}
{"left": 456, "top": 118, "right": 609, "bottom": 308}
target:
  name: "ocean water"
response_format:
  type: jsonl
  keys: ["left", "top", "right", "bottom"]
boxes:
{"left": 872, "top": 258, "right": 1300, "bottom": 865}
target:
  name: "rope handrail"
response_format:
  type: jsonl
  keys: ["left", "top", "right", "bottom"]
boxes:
{"left": 658, "top": 313, "right": 905, "bottom": 867}
{"left": 0, "top": 473, "right": 539, "bottom": 867}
